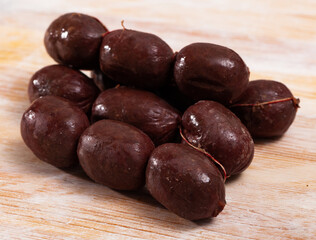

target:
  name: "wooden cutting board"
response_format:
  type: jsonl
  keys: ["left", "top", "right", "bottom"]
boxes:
{"left": 0, "top": 0, "right": 315, "bottom": 239}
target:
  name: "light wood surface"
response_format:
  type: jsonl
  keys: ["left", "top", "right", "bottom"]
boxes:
{"left": 1, "top": 0, "right": 316, "bottom": 239}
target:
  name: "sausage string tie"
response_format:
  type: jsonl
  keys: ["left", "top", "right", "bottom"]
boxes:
{"left": 230, "top": 97, "right": 300, "bottom": 108}
{"left": 179, "top": 127, "right": 227, "bottom": 182}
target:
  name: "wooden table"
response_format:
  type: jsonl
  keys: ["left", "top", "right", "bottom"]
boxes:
{"left": 1, "top": 0, "right": 315, "bottom": 239}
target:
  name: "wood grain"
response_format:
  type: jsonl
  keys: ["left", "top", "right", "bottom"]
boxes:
{"left": 1, "top": 0, "right": 316, "bottom": 239}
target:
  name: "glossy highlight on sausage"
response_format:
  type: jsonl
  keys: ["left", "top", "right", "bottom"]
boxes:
{"left": 78, "top": 119, "right": 154, "bottom": 190}
{"left": 100, "top": 29, "right": 174, "bottom": 90}
{"left": 21, "top": 96, "right": 90, "bottom": 168}
{"left": 174, "top": 43, "right": 249, "bottom": 105}
{"left": 181, "top": 100, "right": 254, "bottom": 177}
{"left": 44, "top": 12, "right": 107, "bottom": 69}
{"left": 146, "top": 143, "right": 226, "bottom": 220}
{"left": 91, "top": 87, "right": 181, "bottom": 145}
{"left": 230, "top": 80, "right": 300, "bottom": 138}
{"left": 28, "top": 64, "right": 99, "bottom": 113}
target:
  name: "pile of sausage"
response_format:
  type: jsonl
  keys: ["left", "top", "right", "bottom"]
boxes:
{"left": 21, "top": 13, "right": 299, "bottom": 221}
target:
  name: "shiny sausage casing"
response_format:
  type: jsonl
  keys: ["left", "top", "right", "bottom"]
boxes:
{"left": 28, "top": 64, "right": 99, "bottom": 113}
{"left": 100, "top": 29, "right": 174, "bottom": 90}
{"left": 78, "top": 119, "right": 154, "bottom": 190}
{"left": 174, "top": 43, "right": 249, "bottom": 105}
{"left": 91, "top": 87, "right": 181, "bottom": 145}
{"left": 230, "top": 80, "right": 299, "bottom": 138}
{"left": 182, "top": 100, "right": 254, "bottom": 177}
{"left": 21, "top": 96, "right": 90, "bottom": 168}
{"left": 44, "top": 13, "right": 107, "bottom": 69}
{"left": 146, "top": 143, "right": 226, "bottom": 220}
